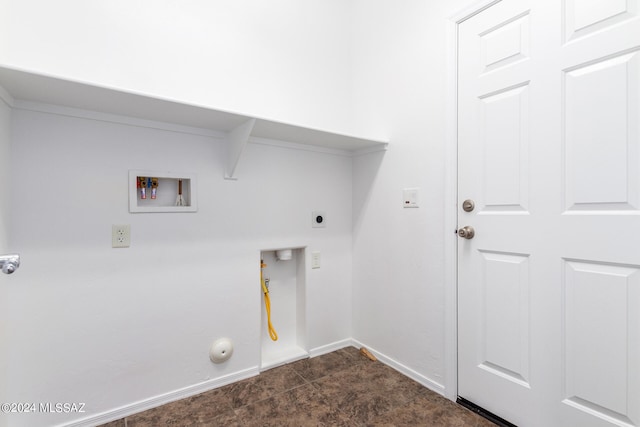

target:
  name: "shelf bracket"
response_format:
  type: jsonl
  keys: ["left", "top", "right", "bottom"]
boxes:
{"left": 224, "top": 118, "right": 256, "bottom": 180}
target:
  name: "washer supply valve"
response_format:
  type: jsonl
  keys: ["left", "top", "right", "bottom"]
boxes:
{"left": 138, "top": 176, "right": 147, "bottom": 199}
{"left": 151, "top": 177, "right": 159, "bottom": 199}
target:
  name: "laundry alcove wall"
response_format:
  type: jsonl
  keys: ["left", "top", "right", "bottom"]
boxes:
{"left": 259, "top": 248, "right": 307, "bottom": 370}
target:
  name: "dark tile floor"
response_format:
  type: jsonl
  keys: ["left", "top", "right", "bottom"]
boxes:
{"left": 99, "top": 347, "right": 495, "bottom": 426}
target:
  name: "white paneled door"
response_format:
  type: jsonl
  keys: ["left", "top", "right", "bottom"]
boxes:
{"left": 457, "top": 0, "right": 640, "bottom": 426}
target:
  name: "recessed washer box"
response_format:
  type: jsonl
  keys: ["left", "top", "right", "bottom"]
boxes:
{"left": 129, "top": 170, "right": 197, "bottom": 213}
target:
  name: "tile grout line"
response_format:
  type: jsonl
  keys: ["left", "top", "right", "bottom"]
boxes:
{"left": 229, "top": 365, "right": 315, "bottom": 415}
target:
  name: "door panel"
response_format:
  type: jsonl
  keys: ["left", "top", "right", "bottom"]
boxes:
{"left": 458, "top": 0, "right": 640, "bottom": 426}
{"left": 480, "top": 83, "right": 529, "bottom": 212}
{"left": 564, "top": 51, "right": 640, "bottom": 211}
{"left": 563, "top": 260, "right": 640, "bottom": 425}
{"left": 479, "top": 250, "right": 530, "bottom": 387}
{"left": 480, "top": 11, "right": 530, "bottom": 74}
{"left": 564, "top": 0, "right": 637, "bottom": 42}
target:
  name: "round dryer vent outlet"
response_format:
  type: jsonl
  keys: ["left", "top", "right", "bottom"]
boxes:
{"left": 209, "top": 337, "right": 234, "bottom": 363}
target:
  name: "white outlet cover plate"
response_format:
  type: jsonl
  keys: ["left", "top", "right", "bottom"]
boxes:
{"left": 403, "top": 188, "right": 419, "bottom": 208}
{"left": 112, "top": 224, "right": 131, "bottom": 248}
{"left": 312, "top": 211, "right": 326, "bottom": 228}
{"left": 311, "top": 251, "right": 321, "bottom": 269}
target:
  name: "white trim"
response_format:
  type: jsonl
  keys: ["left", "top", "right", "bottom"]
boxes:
{"left": 248, "top": 137, "right": 388, "bottom": 158}
{"left": 12, "top": 99, "right": 226, "bottom": 139}
{"left": 248, "top": 135, "right": 353, "bottom": 157}
{"left": 53, "top": 338, "right": 445, "bottom": 426}
{"left": 260, "top": 347, "right": 309, "bottom": 371}
{"left": 352, "top": 143, "right": 389, "bottom": 157}
{"left": 0, "top": 84, "right": 14, "bottom": 108}
{"left": 308, "top": 338, "right": 353, "bottom": 358}
{"left": 444, "top": 0, "right": 504, "bottom": 402}
{"left": 449, "top": 0, "right": 502, "bottom": 24}
{"left": 7, "top": 98, "right": 387, "bottom": 159}
{"left": 352, "top": 339, "right": 445, "bottom": 396}
{"left": 443, "top": 11, "right": 460, "bottom": 403}
{"left": 56, "top": 366, "right": 260, "bottom": 427}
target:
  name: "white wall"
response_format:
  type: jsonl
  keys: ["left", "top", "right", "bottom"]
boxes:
{"left": 0, "top": 0, "right": 354, "bottom": 135}
{"left": 0, "top": 88, "right": 11, "bottom": 419}
{"left": 0, "top": 2, "right": 359, "bottom": 425}
{"left": 350, "top": 0, "right": 474, "bottom": 393}
{"left": 6, "top": 107, "right": 353, "bottom": 426}
{"left": 0, "top": 97, "right": 9, "bottom": 257}
{"left": 0, "top": 0, "right": 490, "bottom": 422}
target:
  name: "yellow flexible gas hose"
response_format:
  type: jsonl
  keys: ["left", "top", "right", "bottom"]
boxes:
{"left": 261, "top": 261, "right": 278, "bottom": 341}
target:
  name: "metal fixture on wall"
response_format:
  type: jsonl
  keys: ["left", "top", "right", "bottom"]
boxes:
{"left": 0, "top": 254, "right": 20, "bottom": 274}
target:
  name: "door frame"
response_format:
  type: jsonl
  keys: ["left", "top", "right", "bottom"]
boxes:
{"left": 443, "top": 0, "right": 502, "bottom": 401}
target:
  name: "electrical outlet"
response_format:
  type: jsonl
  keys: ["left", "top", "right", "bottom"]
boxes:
{"left": 311, "top": 251, "right": 321, "bottom": 269}
{"left": 403, "top": 188, "right": 419, "bottom": 208}
{"left": 112, "top": 224, "right": 131, "bottom": 248}
{"left": 312, "top": 211, "right": 326, "bottom": 228}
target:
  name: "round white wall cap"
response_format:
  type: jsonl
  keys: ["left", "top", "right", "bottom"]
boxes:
{"left": 209, "top": 337, "right": 234, "bottom": 363}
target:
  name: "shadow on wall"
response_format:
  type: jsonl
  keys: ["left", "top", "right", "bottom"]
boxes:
{"left": 352, "top": 150, "right": 386, "bottom": 236}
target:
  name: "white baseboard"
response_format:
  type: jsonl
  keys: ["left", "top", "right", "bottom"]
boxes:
{"left": 59, "top": 339, "right": 352, "bottom": 427}
{"left": 58, "top": 366, "right": 260, "bottom": 427}
{"left": 312, "top": 338, "right": 446, "bottom": 398}
{"left": 261, "top": 345, "right": 309, "bottom": 371}
{"left": 308, "top": 338, "right": 353, "bottom": 358}
{"left": 58, "top": 338, "right": 446, "bottom": 426}
{"left": 351, "top": 339, "right": 446, "bottom": 397}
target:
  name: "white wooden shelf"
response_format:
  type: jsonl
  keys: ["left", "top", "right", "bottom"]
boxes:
{"left": 0, "top": 66, "right": 388, "bottom": 179}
